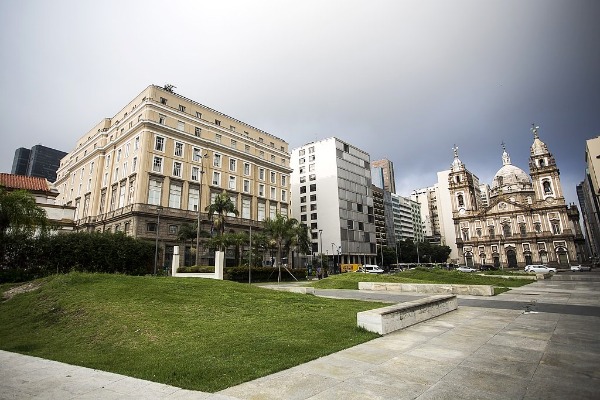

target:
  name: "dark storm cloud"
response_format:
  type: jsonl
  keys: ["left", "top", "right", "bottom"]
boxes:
{"left": 0, "top": 0, "right": 598, "bottom": 205}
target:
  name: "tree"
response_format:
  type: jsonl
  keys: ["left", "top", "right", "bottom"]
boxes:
{"left": 0, "top": 188, "right": 49, "bottom": 239}
{"left": 227, "top": 231, "right": 249, "bottom": 267}
{"left": 205, "top": 191, "right": 239, "bottom": 242}
{"left": 263, "top": 214, "right": 303, "bottom": 280}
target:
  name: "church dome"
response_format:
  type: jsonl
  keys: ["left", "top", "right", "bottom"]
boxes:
{"left": 490, "top": 147, "right": 532, "bottom": 196}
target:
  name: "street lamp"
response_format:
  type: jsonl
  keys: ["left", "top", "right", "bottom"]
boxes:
{"left": 331, "top": 243, "right": 336, "bottom": 274}
{"left": 318, "top": 229, "right": 323, "bottom": 270}
{"left": 195, "top": 153, "right": 209, "bottom": 266}
{"left": 154, "top": 205, "right": 163, "bottom": 275}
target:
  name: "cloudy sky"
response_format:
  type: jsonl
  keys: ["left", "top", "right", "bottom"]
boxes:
{"left": 1, "top": 0, "right": 598, "bottom": 205}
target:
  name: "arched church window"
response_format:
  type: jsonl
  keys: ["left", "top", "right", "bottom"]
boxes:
{"left": 488, "top": 226, "right": 495, "bottom": 239}
{"left": 534, "top": 222, "right": 542, "bottom": 233}
{"left": 552, "top": 221, "right": 561, "bottom": 235}
{"left": 455, "top": 176, "right": 461, "bottom": 183}
{"left": 502, "top": 224, "right": 511, "bottom": 237}
{"left": 457, "top": 194, "right": 464, "bottom": 207}
{"left": 519, "top": 223, "right": 526, "bottom": 235}
{"left": 543, "top": 180, "right": 552, "bottom": 194}
{"left": 476, "top": 228, "right": 482, "bottom": 237}
{"left": 462, "top": 229, "right": 469, "bottom": 240}
{"left": 539, "top": 159, "right": 545, "bottom": 167}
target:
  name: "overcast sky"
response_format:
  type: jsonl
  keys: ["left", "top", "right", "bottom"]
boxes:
{"left": 1, "top": 0, "right": 598, "bottom": 206}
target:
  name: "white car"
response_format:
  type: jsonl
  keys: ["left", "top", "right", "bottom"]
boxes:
{"left": 356, "top": 265, "right": 385, "bottom": 274}
{"left": 457, "top": 266, "right": 476, "bottom": 273}
{"left": 570, "top": 265, "right": 591, "bottom": 272}
{"left": 525, "top": 265, "right": 557, "bottom": 274}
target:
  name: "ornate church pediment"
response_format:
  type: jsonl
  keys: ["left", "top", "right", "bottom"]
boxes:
{"left": 477, "top": 196, "right": 532, "bottom": 218}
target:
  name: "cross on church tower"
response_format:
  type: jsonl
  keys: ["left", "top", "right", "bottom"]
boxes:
{"left": 531, "top": 123, "right": 540, "bottom": 139}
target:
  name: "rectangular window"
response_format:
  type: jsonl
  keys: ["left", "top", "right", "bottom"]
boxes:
{"left": 258, "top": 202, "right": 266, "bottom": 221}
{"left": 148, "top": 178, "right": 162, "bottom": 205}
{"left": 116, "top": 149, "right": 121, "bottom": 161}
{"left": 159, "top": 114, "right": 166, "bottom": 125}
{"left": 196, "top": 111, "right": 202, "bottom": 118}
{"left": 134, "top": 136, "right": 140, "bottom": 150}
{"left": 231, "top": 139, "right": 237, "bottom": 148}
{"left": 300, "top": 205, "right": 307, "bottom": 212}
{"left": 177, "top": 121, "right": 185, "bottom": 131}
{"left": 152, "top": 156, "right": 162, "bottom": 173}
{"left": 191, "top": 166, "right": 199, "bottom": 181}
{"left": 128, "top": 180, "right": 135, "bottom": 204}
{"left": 174, "top": 142, "right": 184, "bottom": 157}
{"left": 242, "top": 198, "right": 251, "bottom": 219}
{"left": 245, "top": 144, "right": 251, "bottom": 153}
{"left": 188, "top": 187, "right": 199, "bottom": 211}
{"left": 173, "top": 161, "right": 182, "bottom": 177}
{"left": 132, "top": 157, "right": 137, "bottom": 172}
{"left": 215, "top": 134, "right": 221, "bottom": 143}
{"left": 228, "top": 176, "right": 236, "bottom": 190}
{"left": 229, "top": 158, "right": 237, "bottom": 172}
{"left": 179, "top": 104, "right": 186, "bottom": 112}
{"left": 243, "top": 179, "right": 250, "bottom": 193}
{"left": 270, "top": 204, "right": 277, "bottom": 219}
{"left": 244, "top": 162, "right": 250, "bottom": 176}
{"left": 160, "top": 97, "right": 167, "bottom": 105}
{"left": 118, "top": 182, "right": 126, "bottom": 208}
{"left": 270, "top": 171, "right": 276, "bottom": 183}
{"left": 193, "top": 147, "right": 201, "bottom": 162}
{"left": 259, "top": 184, "right": 265, "bottom": 197}
{"left": 281, "top": 190, "right": 287, "bottom": 202}
{"left": 281, "top": 175, "right": 287, "bottom": 186}
{"left": 212, "top": 171, "right": 221, "bottom": 186}
{"left": 213, "top": 154, "right": 222, "bottom": 168}
{"left": 123, "top": 162, "right": 128, "bottom": 177}
{"left": 259, "top": 168, "right": 265, "bottom": 180}
{"left": 155, "top": 136, "right": 165, "bottom": 151}
{"left": 169, "top": 182, "right": 182, "bottom": 208}
{"left": 270, "top": 187, "right": 276, "bottom": 200}
{"left": 215, "top": 119, "right": 221, "bottom": 126}
{"left": 195, "top": 127, "right": 201, "bottom": 137}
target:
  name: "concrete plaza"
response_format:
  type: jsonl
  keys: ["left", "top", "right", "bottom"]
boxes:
{"left": 1, "top": 276, "right": 599, "bottom": 399}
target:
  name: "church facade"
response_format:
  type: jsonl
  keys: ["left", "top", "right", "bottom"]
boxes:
{"left": 449, "top": 126, "right": 582, "bottom": 269}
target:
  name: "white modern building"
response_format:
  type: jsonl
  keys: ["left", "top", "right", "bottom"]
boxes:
{"left": 290, "top": 138, "right": 376, "bottom": 267}
{"left": 390, "top": 193, "right": 424, "bottom": 243}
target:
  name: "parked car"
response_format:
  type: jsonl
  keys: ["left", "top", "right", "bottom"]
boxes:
{"left": 525, "top": 265, "right": 557, "bottom": 274}
{"left": 356, "top": 264, "right": 385, "bottom": 274}
{"left": 479, "top": 264, "right": 498, "bottom": 271}
{"left": 570, "top": 264, "right": 592, "bottom": 272}
{"left": 457, "top": 266, "right": 477, "bottom": 273}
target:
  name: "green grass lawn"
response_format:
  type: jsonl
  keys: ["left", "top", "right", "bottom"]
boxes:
{"left": 0, "top": 272, "right": 385, "bottom": 392}
{"left": 311, "top": 268, "right": 533, "bottom": 291}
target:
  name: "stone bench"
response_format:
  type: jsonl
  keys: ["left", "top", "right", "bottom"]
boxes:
{"left": 359, "top": 282, "right": 495, "bottom": 296}
{"left": 357, "top": 295, "right": 458, "bottom": 335}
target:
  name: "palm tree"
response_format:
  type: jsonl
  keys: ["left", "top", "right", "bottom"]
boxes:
{"left": 205, "top": 191, "right": 239, "bottom": 243}
{"left": 227, "top": 231, "right": 249, "bottom": 267}
{"left": 263, "top": 214, "right": 304, "bottom": 281}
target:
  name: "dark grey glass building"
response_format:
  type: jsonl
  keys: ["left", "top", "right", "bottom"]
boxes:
{"left": 10, "top": 145, "right": 67, "bottom": 182}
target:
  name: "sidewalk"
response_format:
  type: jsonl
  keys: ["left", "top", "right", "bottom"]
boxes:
{"left": 1, "top": 279, "right": 599, "bottom": 399}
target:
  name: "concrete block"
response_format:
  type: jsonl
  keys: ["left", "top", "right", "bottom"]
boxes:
{"left": 357, "top": 295, "right": 458, "bottom": 335}
{"left": 358, "top": 282, "right": 494, "bottom": 296}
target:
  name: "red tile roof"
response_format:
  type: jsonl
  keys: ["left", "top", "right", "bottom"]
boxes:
{"left": 0, "top": 173, "right": 51, "bottom": 192}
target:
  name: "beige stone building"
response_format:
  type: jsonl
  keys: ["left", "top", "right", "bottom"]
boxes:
{"left": 55, "top": 85, "right": 291, "bottom": 268}
{"left": 449, "top": 126, "right": 582, "bottom": 268}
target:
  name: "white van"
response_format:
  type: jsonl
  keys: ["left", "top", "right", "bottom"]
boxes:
{"left": 356, "top": 264, "right": 385, "bottom": 274}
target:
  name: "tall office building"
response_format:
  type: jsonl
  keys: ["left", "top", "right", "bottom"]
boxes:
{"left": 11, "top": 145, "right": 67, "bottom": 182}
{"left": 371, "top": 158, "right": 396, "bottom": 194}
{"left": 55, "top": 84, "right": 291, "bottom": 268}
{"left": 577, "top": 136, "right": 600, "bottom": 262}
{"left": 390, "top": 193, "right": 424, "bottom": 243}
{"left": 290, "top": 137, "right": 376, "bottom": 267}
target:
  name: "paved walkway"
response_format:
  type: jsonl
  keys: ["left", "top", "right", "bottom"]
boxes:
{"left": 2, "top": 278, "right": 599, "bottom": 399}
